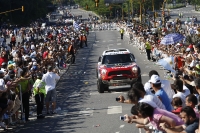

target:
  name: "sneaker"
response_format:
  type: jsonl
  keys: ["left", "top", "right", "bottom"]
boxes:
{"left": 0, "top": 122, "right": 6, "bottom": 129}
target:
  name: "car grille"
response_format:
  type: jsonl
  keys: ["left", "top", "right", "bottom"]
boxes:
{"left": 112, "top": 76, "right": 128, "bottom": 80}
{"left": 108, "top": 70, "right": 132, "bottom": 76}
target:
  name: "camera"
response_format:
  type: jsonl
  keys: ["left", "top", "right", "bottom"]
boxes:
{"left": 120, "top": 116, "right": 126, "bottom": 121}
{"left": 116, "top": 98, "right": 120, "bottom": 101}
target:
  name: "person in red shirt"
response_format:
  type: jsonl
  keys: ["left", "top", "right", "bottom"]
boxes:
{"left": 0, "top": 51, "right": 8, "bottom": 67}
{"left": 43, "top": 49, "right": 49, "bottom": 59}
{"left": 174, "top": 55, "right": 184, "bottom": 69}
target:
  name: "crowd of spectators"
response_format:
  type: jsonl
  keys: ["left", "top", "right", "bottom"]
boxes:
{"left": 116, "top": 15, "right": 200, "bottom": 132}
{"left": 0, "top": 8, "right": 90, "bottom": 130}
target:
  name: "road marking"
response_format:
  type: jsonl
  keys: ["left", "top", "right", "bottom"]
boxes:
{"left": 79, "top": 110, "right": 93, "bottom": 116}
{"left": 117, "top": 43, "right": 121, "bottom": 45}
{"left": 107, "top": 106, "right": 122, "bottom": 114}
{"left": 116, "top": 132, "right": 120, "bottom": 133}
{"left": 112, "top": 92, "right": 124, "bottom": 94}
{"left": 119, "top": 125, "right": 125, "bottom": 128}
{"left": 141, "top": 73, "right": 148, "bottom": 76}
{"left": 90, "top": 92, "right": 99, "bottom": 95}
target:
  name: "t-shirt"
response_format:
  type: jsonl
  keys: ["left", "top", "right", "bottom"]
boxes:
{"left": 185, "top": 118, "right": 199, "bottom": 133}
{"left": 172, "top": 107, "right": 182, "bottom": 114}
{"left": 155, "top": 88, "right": 172, "bottom": 111}
{"left": 18, "top": 79, "right": 29, "bottom": 93}
{"left": 144, "top": 80, "right": 175, "bottom": 102}
{"left": 140, "top": 94, "right": 166, "bottom": 110}
{"left": 33, "top": 79, "right": 46, "bottom": 96}
{"left": 149, "top": 108, "right": 184, "bottom": 130}
{"left": 173, "top": 92, "right": 186, "bottom": 107}
{"left": 43, "top": 51, "right": 48, "bottom": 59}
{"left": 0, "top": 79, "right": 5, "bottom": 91}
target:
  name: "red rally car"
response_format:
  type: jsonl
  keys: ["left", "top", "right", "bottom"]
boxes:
{"left": 96, "top": 48, "right": 142, "bottom": 93}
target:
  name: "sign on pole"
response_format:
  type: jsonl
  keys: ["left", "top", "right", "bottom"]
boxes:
{"left": 104, "top": 0, "right": 126, "bottom": 4}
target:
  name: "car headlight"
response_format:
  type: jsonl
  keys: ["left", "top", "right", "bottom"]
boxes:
{"left": 132, "top": 66, "right": 138, "bottom": 72}
{"left": 101, "top": 69, "right": 107, "bottom": 75}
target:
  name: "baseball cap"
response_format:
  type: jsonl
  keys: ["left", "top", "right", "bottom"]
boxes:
{"left": 0, "top": 70, "right": 4, "bottom": 74}
{"left": 149, "top": 75, "right": 161, "bottom": 84}
{"left": 33, "top": 62, "right": 37, "bottom": 66}
{"left": 186, "top": 48, "right": 190, "bottom": 52}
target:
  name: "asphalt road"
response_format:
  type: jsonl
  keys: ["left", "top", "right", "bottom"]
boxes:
{"left": 165, "top": 5, "right": 200, "bottom": 25}
{"left": 8, "top": 30, "right": 171, "bottom": 133}
{"left": 1, "top": 9, "right": 175, "bottom": 133}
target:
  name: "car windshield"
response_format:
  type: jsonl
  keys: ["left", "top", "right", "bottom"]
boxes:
{"left": 102, "top": 54, "right": 134, "bottom": 64}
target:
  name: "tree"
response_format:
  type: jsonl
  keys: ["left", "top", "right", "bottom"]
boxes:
{"left": 0, "top": 0, "right": 52, "bottom": 25}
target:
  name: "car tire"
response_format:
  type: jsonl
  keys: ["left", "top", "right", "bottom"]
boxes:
{"left": 97, "top": 79, "right": 104, "bottom": 93}
{"left": 96, "top": 69, "right": 98, "bottom": 78}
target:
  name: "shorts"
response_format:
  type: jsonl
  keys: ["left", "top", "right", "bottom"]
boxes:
{"left": 45, "top": 89, "right": 56, "bottom": 102}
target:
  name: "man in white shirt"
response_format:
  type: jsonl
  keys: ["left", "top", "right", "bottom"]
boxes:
{"left": 172, "top": 79, "right": 186, "bottom": 107}
{"left": 144, "top": 70, "right": 175, "bottom": 102}
{"left": 118, "top": 82, "right": 166, "bottom": 110}
{"left": 40, "top": 66, "right": 60, "bottom": 114}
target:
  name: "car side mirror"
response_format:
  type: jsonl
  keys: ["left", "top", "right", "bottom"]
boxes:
{"left": 98, "top": 56, "right": 101, "bottom": 62}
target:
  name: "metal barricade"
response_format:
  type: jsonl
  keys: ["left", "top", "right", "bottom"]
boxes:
{"left": 19, "top": 84, "right": 26, "bottom": 123}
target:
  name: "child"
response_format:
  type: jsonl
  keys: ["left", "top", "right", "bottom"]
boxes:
{"left": 171, "top": 97, "right": 182, "bottom": 115}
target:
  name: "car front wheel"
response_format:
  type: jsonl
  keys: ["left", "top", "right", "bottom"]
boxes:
{"left": 97, "top": 79, "right": 104, "bottom": 93}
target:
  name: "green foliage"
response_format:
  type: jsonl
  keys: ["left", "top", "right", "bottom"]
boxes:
{"left": 73, "top": 0, "right": 167, "bottom": 17}
{"left": 0, "top": 0, "right": 52, "bottom": 25}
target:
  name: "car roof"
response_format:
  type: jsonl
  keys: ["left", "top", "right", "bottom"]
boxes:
{"left": 102, "top": 48, "right": 130, "bottom": 56}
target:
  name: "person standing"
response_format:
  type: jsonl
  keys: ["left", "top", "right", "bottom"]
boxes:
{"left": 145, "top": 39, "right": 152, "bottom": 61}
{"left": 18, "top": 70, "right": 31, "bottom": 122}
{"left": 10, "top": 34, "right": 16, "bottom": 47}
{"left": 82, "top": 34, "right": 87, "bottom": 47}
{"left": 120, "top": 28, "right": 124, "bottom": 40}
{"left": 79, "top": 34, "right": 83, "bottom": 48}
{"left": 41, "top": 66, "right": 60, "bottom": 114}
{"left": 68, "top": 43, "right": 75, "bottom": 64}
{"left": 33, "top": 73, "right": 46, "bottom": 119}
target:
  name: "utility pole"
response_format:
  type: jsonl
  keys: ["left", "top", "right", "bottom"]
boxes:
{"left": 162, "top": 0, "right": 166, "bottom": 25}
{"left": 152, "top": 0, "right": 155, "bottom": 27}
{"left": 139, "top": 2, "right": 142, "bottom": 23}
{"left": 128, "top": 2, "right": 130, "bottom": 24}
{"left": 122, "top": 3, "right": 124, "bottom": 20}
